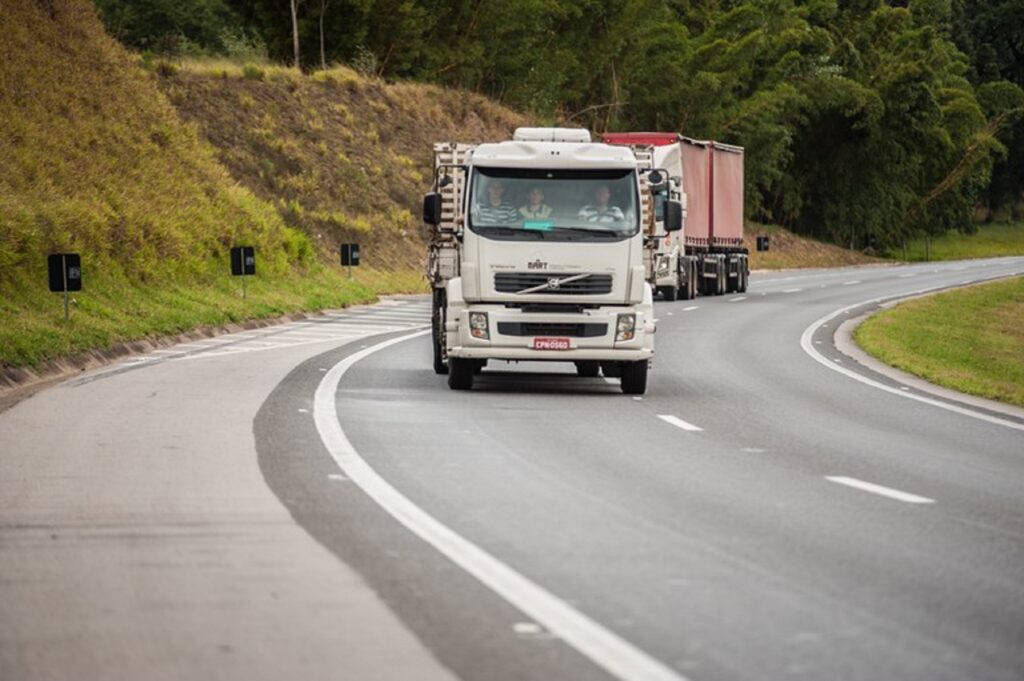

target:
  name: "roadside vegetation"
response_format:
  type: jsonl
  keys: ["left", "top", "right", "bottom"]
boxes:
{"left": 892, "top": 221, "right": 1024, "bottom": 262}
{"left": 855, "top": 276, "right": 1024, "bottom": 407}
{"left": 745, "top": 223, "right": 883, "bottom": 270}
{"left": 0, "top": 2, "right": 516, "bottom": 371}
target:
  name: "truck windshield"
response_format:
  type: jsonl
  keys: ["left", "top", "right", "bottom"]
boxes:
{"left": 468, "top": 168, "right": 639, "bottom": 241}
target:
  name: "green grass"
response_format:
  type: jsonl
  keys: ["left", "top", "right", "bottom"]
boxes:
{"left": 0, "top": 262, "right": 425, "bottom": 368}
{"left": 894, "top": 222, "right": 1024, "bottom": 262}
{"left": 855, "top": 276, "right": 1024, "bottom": 407}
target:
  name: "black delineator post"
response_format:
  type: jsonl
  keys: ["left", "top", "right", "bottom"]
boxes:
{"left": 230, "top": 246, "right": 256, "bottom": 298}
{"left": 341, "top": 243, "right": 360, "bottom": 279}
{"left": 48, "top": 253, "right": 82, "bottom": 321}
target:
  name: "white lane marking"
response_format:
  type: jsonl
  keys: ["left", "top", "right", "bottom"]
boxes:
{"left": 842, "top": 280, "right": 861, "bottom": 286}
{"left": 898, "top": 273, "right": 916, "bottom": 278}
{"left": 513, "top": 622, "right": 545, "bottom": 636}
{"left": 656, "top": 414, "right": 704, "bottom": 432}
{"left": 683, "top": 305, "right": 699, "bottom": 311}
{"left": 729, "top": 296, "right": 746, "bottom": 302}
{"left": 783, "top": 288, "right": 802, "bottom": 293}
{"left": 826, "top": 476, "right": 934, "bottom": 504}
{"left": 314, "top": 331, "right": 690, "bottom": 681}
{"left": 800, "top": 282, "right": 1024, "bottom": 432}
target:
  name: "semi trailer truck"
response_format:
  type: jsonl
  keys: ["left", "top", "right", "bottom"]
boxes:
{"left": 422, "top": 127, "right": 682, "bottom": 394}
{"left": 602, "top": 133, "right": 748, "bottom": 298}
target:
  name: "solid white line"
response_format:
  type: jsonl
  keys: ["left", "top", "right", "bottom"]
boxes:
{"left": 800, "top": 282, "right": 1024, "bottom": 432}
{"left": 728, "top": 296, "right": 746, "bottom": 302}
{"left": 314, "top": 331, "right": 689, "bottom": 681}
{"left": 682, "top": 305, "right": 699, "bottom": 311}
{"left": 826, "top": 476, "right": 934, "bottom": 504}
{"left": 656, "top": 414, "right": 704, "bottom": 432}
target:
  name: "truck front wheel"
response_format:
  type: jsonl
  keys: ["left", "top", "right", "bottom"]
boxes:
{"left": 432, "top": 290, "right": 448, "bottom": 375}
{"left": 660, "top": 285, "right": 677, "bottom": 302}
{"left": 575, "top": 361, "right": 600, "bottom": 377}
{"left": 620, "top": 360, "right": 648, "bottom": 395}
{"left": 448, "top": 358, "right": 474, "bottom": 390}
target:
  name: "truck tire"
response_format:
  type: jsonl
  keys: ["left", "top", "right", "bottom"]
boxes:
{"left": 716, "top": 259, "right": 727, "bottom": 295}
{"left": 432, "top": 289, "right": 448, "bottom": 375}
{"left": 661, "top": 285, "right": 677, "bottom": 302}
{"left": 600, "top": 361, "right": 621, "bottom": 378}
{"left": 620, "top": 360, "right": 648, "bottom": 395}
{"left": 448, "top": 358, "right": 474, "bottom": 390}
{"left": 575, "top": 361, "right": 600, "bottom": 377}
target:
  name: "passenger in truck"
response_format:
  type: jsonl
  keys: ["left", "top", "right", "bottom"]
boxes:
{"left": 474, "top": 179, "right": 520, "bottom": 225}
{"left": 519, "top": 187, "right": 552, "bottom": 219}
{"left": 577, "top": 184, "right": 625, "bottom": 223}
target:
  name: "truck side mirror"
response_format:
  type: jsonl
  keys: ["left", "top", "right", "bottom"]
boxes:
{"left": 423, "top": 192, "right": 443, "bottom": 226}
{"left": 664, "top": 200, "right": 683, "bottom": 232}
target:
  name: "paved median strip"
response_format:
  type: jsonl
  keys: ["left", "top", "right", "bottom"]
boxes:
{"left": 826, "top": 476, "right": 934, "bottom": 504}
{"left": 656, "top": 414, "right": 704, "bottom": 432}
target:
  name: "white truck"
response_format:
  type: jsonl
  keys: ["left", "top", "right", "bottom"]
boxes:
{"left": 422, "top": 127, "right": 682, "bottom": 394}
{"left": 603, "top": 133, "right": 748, "bottom": 299}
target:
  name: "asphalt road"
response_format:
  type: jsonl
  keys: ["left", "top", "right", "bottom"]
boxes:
{"left": 3, "top": 258, "right": 1023, "bottom": 681}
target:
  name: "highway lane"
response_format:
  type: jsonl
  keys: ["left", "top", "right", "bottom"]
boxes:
{"left": 257, "top": 256, "right": 1024, "bottom": 681}
{"left": 2, "top": 258, "right": 1023, "bottom": 680}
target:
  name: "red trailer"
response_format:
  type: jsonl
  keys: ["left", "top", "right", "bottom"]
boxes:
{"left": 603, "top": 133, "right": 748, "bottom": 297}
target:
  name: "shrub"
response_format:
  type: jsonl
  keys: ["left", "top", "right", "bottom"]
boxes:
{"left": 242, "top": 64, "right": 264, "bottom": 81}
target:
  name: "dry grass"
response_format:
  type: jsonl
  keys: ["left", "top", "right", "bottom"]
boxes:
{"left": 745, "top": 223, "right": 885, "bottom": 270}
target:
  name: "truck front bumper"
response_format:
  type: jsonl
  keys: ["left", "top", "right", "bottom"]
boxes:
{"left": 445, "top": 305, "right": 654, "bottom": 362}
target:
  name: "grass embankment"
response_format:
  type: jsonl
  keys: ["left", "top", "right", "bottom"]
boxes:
{"left": 855, "top": 277, "right": 1024, "bottom": 407}
{"left": 0, "top": 2, "right": 522, "bottom": 371}
{"left": 157, "top": 61, "right": 525, "bottom": 270}
{"left": 745, "top": 223, "right": 884, "bottom": 270}
{"left": 895, "top": 222, "right": 1024, "bottom": 262}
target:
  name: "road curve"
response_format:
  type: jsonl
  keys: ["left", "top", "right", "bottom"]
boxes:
{"left": 3, "top": 258, "right": 1024, "bottom": 681}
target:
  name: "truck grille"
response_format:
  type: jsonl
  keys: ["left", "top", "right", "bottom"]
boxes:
{"left": 497, "top": 322, "right": 608, "bottom": 338}
{"left": 494, "top": 272, "right": 613, "bottom": 295}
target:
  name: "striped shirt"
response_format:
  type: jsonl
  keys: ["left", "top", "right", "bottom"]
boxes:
{"left": 474, "top": 202, "right": 520, "bottom": 225}
{"left": 519, "top": 204, "right": 552, "bottom": 219}
{"left": 577, "top": 205, "right": 626, "bottom": 223}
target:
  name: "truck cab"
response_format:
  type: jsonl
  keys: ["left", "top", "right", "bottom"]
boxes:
{"left": 423, "top": 128, "right": 682, "bottom": 394}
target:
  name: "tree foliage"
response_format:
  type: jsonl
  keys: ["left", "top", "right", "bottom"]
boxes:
{"left": 97, "top": 0, "right": 1024, "bottom": 245}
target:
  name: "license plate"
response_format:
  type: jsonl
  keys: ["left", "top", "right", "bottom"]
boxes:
{"left": 532, "top": 337, "right": 571, "bottom": 350}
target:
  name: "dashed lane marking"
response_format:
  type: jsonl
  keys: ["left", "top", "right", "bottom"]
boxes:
{"left": 656, "top": 414, "right": 704, "bottom": 432}
{"left": 729, "top": 296, "right": 746, "bottom": 302}
{"left": 783, "top": 288, "right": 802, "bottom": 293}
{"left": 683, "top": 305, "right": 699, "bottom": 311}
{"left": 826, "top": 476, "right": 935, "bottom": 504}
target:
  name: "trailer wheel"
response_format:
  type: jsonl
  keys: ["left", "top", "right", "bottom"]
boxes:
{"left": 448, "top": 358, "right": 474, "bottom": 390}
{"left": 600, "top": 361, "right": 621, "bottom": 378}
{"left": 575, "top": 361, "right": 600, "bottom": 378}
{"left": 431, "top": 289, "right": 448, "bottom": 375}
{"left": 620, "top": 360, "right": 648, "bottom": 395}
{"left": 717, "top": 259, "right": 727, "bottom": 295}
{"left": 684, "top": 262, "right": 697, "bottom": 299}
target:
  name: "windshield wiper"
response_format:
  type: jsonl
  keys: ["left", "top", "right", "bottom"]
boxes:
{"left": 477, "top": 226, "right": 545, "bottom": 239}
{"left": 551, "top": 226, "right": 623, "bottom": 237}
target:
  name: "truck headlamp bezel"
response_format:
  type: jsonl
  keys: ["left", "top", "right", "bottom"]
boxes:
{"left": 616, "top": 313, "right": 636, "bottom": 342}
{"left": 469, "top": 311, "right": 489, "bottom": 339}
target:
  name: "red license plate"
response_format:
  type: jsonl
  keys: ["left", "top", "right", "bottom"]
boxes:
{"left": 532, "top": 337, "right": 571, "bottom": 350}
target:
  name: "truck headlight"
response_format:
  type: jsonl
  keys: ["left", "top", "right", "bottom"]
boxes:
{"left": 656, "top": 256, "right": 670, "bottom": 276}
{"left": 469, "top": 311, "right": 489, "bottom": 339}
{"left": 616, "top": 313, "right": 636, "bottom": 341}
